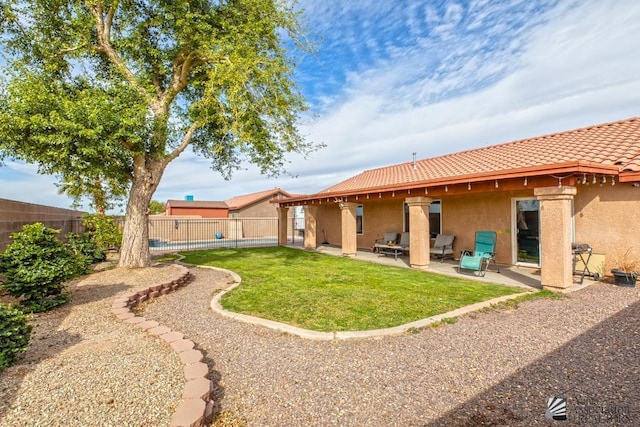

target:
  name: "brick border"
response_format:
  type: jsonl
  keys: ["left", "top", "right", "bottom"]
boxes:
{"left": 110, "top": 264, "right": 214, "bottom": 427}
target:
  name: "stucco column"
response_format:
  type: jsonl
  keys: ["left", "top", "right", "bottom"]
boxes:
{"left": 406, "top": 196, "right": 432, "bottom": 269}
{"left": 303, "top": 206, "right": 318, "bottom": 250}
{"left": 277, "top": 206, "right": 289, "bottom": 246}
{"left": 340, "top": 202, "right": 359, "bottom": 257}
{"left": 535, "top": 186, "right": 577, "bottom": 291}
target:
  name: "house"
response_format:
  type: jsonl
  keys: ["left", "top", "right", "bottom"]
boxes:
{"left": 165, "top": 200, "right": 229, "bottom": 218}
{"left": 156, "top": 189, "right": 300, "bottom": 245}
{"left": 275, "top": 116, "right": 640, "bottom": 291}
{"left": 226, "top": 188, "right": 293, "bottom": 218}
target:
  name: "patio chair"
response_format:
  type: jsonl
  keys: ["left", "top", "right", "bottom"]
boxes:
{"left": 458, "top": 231, "right": 500, "bottom": 276}
{"left": 431, "top": 234, "right": 455, "bottom": 262}
{"left": 398, "top": 232, "right": 410, "bottom": 250}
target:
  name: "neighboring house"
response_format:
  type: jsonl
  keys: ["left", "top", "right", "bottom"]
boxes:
{"left": 165, "top": 200, "right": 229, "bottom": 218}
{"left": 165, "top": 189, "right": 293, "bottom": 219}
{"left": 276, "top": 116, "right": 640, "bottom": 291}
{"left": 225, "top": 188, "right": 292, "bottom": 218}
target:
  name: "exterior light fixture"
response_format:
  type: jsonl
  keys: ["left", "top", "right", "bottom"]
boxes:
{"left": 445, "top": 185, "right": 448, "bottom": 192}
{"left": 592, "top": 174, "right": 597, "bottom": 184}
{"left": 468, "top": 183, "right": 471, "bottom": 190}
{"left": 495, "top": 180, "right": 499, "bottom": 188}
{"left": 582, "top": 174, "right": 587, "bottom": 185}
{"left": 425, "top": 188, "right": 428, "bottom": 195}
{"left": 601, "top": 176, "right": 607, "bottom": 184}
{"left": 558, "top": 178, "right": 562, "bottom": 188}
{"left": 611, "top": 176, "right": 615, "bottom": 186}
{"left": 524, "top": 177, "right": 528, "bottom": 186}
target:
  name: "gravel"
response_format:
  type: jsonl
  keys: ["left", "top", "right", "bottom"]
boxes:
{"left": 2, "top": 263, "right": 639, "bottom": 426}
{"left": 142, "top": 267, "right": 640, "bottom": 426}
{"left": 0, "top": 264, "right": 187, "bottom": 427}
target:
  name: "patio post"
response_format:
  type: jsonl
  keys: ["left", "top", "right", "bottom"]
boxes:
{"left": 277, "top": 206, "right": 289, "bottom": 246}
{"left": 303, "top": 205, "right": 318, "bottom": 250}
{"left": 535, "top": 186, "right": 577, "bottom": 290}
{"left": 340, "top": 202, "right": 358, "bottom": 257}
{"left": 406, "top": 196, "right": 432, "bottom": 269}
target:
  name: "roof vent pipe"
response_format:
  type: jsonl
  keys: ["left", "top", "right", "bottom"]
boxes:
{"left": 412, "top": 152, "right": 417, "bottom": 170}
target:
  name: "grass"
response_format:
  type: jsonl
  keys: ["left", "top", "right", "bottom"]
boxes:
{"left": 180, "top": 246, "right": 524, "bottom": 332}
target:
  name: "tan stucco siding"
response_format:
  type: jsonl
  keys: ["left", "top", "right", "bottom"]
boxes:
{"left": 441, "top": 191, "right": 532, "bottom": 264}
{"left": 574, "top": 184, "right": 640, "bottom": 270}
{"left": 306, "top": 184, "right": 640, "bottom": 269}
{"left": 233, "top": 200, "right": 279, "bottom": 218}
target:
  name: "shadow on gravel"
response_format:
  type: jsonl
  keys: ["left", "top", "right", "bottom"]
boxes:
{"left": 196, "top": 348, "right": 226, "bottom": 425}
{"left": 0, "top": 280, "right": 129, "bottom": 423}
{"left": 427, "top": 295, "right": 640, "bottom": 426}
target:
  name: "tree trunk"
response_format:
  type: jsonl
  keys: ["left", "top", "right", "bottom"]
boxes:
{"left": 118, "top": 156, "right": 166, "bottom": 268}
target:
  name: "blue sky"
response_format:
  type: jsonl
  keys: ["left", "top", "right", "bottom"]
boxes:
{"left": 1, "top": 0, "right": 640, "bottom": 212}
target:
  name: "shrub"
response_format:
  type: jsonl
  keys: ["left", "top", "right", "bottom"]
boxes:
{"left": 81, "top": 214, "right": 122, "bottom": 252}
{"left": 66, "top": 231, "right": 107, "bottom": 269}
{"left": 0, "top": 303, "right": 32, "bottom": 371}
{"left": 0, "top": 223, "right": 80, "bottom": 312}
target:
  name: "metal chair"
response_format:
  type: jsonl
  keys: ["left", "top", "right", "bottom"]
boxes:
{"left": 458, "top": 231, "right": 500, "bottom": 276}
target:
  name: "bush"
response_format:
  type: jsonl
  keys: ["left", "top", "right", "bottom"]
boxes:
{"left": 81, "top": 214, "right": 122, "bottom": 251}
{"left": 0, "top": 223, "right": 80, "bottom": 312}
{"left": 0, "top": 303, "right": 32, "bottom": 371}
{"left": 66, "top": 231, "right": 107, "bottom": 270}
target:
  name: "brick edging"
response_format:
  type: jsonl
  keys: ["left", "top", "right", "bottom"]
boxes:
{"left": 110, "top": 264, "right": 214, "bottom": 427}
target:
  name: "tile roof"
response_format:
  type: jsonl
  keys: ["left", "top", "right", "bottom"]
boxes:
{"left": 225, "top": 188, "right": 291, "bottom": 210}
{"left": 166, "top": 200, "right": 228, "bottom": 209}
{"left": 322, "top": 116, "right": 640, "bottom": 194}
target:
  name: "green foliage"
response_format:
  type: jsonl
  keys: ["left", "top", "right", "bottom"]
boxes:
{"left": 149, "top": 200, "right": 166, "bottom": 215}
{"left": 0, "top": 0, "right": 321, "bottom": 268}
{"left": 0, "top": 303, "right": 32, "bottom": 371}
{"left": 0, "top": 223, "right": 78, "bottom": 312}
{"left": 65, "top": 232, "right": 107, "bottom": 270}
{"left": 81, "top": 214, "right": 122, "bottom": 251}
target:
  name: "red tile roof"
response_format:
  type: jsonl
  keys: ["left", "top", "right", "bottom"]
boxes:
{"left": 321, "top": 116, "right": 640, "bottom": 195}
{"left": 225, "top": 188, "right": 291, "bottom": 210}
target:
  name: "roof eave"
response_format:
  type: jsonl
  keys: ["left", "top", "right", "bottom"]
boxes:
{"left": 281, "top": 161, "right": 621, "bottom": 204}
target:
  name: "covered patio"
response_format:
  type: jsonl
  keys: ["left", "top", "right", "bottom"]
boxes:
{"left": 276, "top": 117, "right": 640, "bottom": 292}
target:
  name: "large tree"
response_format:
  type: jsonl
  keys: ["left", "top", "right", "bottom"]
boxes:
{"left": 0, "top": 0, "right": 317, "bottom": 267}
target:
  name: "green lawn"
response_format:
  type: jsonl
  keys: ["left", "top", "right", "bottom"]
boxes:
{"left": 180, "top": 246, "right": 523, "bottom": 332}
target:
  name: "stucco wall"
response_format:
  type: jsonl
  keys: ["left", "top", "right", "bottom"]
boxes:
{"left": 0, "top": 198, "right": 86, "bottom": 250}
{"left": 574, "top": 183, "right": 640, "bottom": 271}
{"left": 233, "top": 200, "right": 275, "bottom": 218}
{"left": 168, "top": 207, "right": 228, "bottom": 218}
{"left": 306, "top": 184, "right": 640, "bottom": 270}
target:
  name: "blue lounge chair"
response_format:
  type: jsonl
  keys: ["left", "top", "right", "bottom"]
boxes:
{"left": 458, "top": 231, "right": 500, "bottom": 276}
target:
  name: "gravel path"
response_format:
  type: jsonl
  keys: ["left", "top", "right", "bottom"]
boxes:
{"left": 2, "top": 264, "right": 638, "bottom": 426}
{"left": 0, "top": 264, "right": 186, "bottom": 427}
{"left": 141, "top": 266, "right": 640, "bottom": 426}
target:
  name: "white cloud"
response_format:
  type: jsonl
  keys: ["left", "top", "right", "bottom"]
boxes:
{"left": 3, "top": 0, "right": 640, "bottom": 210}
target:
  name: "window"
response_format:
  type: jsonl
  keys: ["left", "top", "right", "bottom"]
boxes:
{"left": 356, "top": 205, "right": 363, "bottom": 234}
{"left": 404, "top": 200, "right": 441, "bottom": 237}
{"left": 429, "top": 201, "right": 441, "bottom": 237}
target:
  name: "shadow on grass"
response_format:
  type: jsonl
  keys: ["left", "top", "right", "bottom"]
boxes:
{"left": 427, "top": 297, "right": 640, "bottom": 426}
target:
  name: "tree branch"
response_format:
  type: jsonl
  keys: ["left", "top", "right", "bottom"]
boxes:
{"left": 166, "top": 121, "right": 200, "bottom": 163}
{"left": 162, "top": 51, "right": 199, "bottom": 110}
{"left": 89, "top": 2, "right": 154, "bottom": 108}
